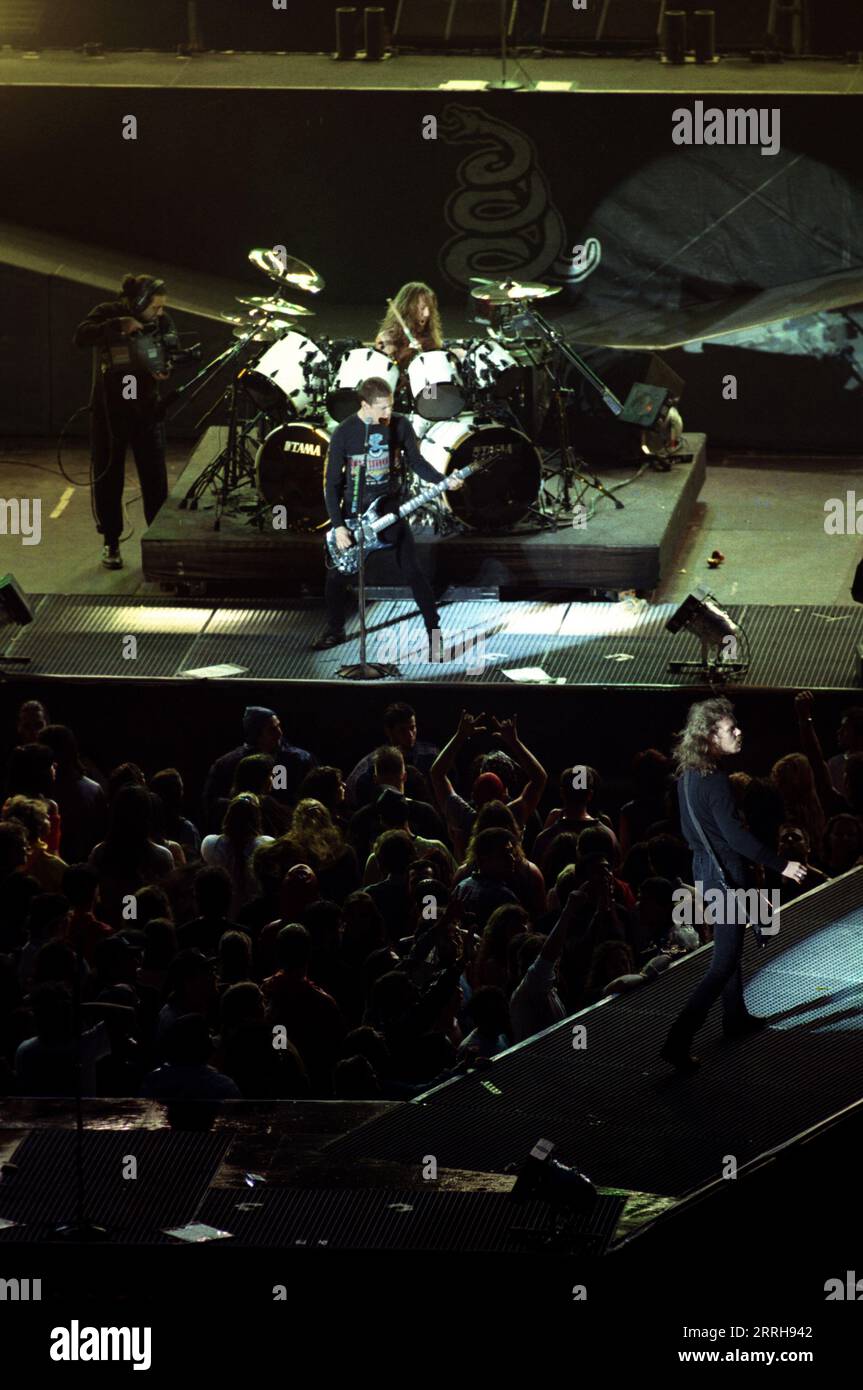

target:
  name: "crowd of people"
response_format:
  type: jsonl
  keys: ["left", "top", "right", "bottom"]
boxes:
{"left": 1, "top": 691, "right": 860, "bottom": 1107}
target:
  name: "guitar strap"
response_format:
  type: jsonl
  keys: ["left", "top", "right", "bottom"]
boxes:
{"left": 681, "top": 771, "right": 775, "bottom": 939}
{"left": 389, "top": 417, "right": 405, "bottom": 499}
{"left": 680, "top": 771, "right": 729, "bottom": 888}
{"left": 348, "top": 439, "right": 362, "bottom": 518}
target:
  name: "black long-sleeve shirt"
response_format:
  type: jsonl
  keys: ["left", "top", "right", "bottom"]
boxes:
{"left": 324, "top": 411, "right": 440, "bottom": 528}
{"left": 73, "top": 298, "right": 178, "bottom": 410}
{"left": 678, "top": 769, "right": 787, "bottom": 889}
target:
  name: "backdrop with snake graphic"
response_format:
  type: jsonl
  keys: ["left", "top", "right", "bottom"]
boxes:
{"left": 437, "top": 102, "right": 601, "bottom": 294}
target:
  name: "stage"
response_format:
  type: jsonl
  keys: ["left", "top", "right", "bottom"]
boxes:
{"left": 139, "top": 428, "right": 707, "bottom": 598}
{"left": 3, "top": 590, "right": 862, "bottom": 690}
{"left": 1, "top": 869, "right": 861, "bottom": 1273}
{"left": 0, "top": 49, "right": 860, "bottom": 96}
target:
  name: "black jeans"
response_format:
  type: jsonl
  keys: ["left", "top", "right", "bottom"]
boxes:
{"left": 665, "top": 864, "right": 752, "bottom": 1047}
{"left": 325, "top": 516, "right": 439, "bottom": 634}
{"left": 91, "top": 396, "right": 168, "bottom": 548}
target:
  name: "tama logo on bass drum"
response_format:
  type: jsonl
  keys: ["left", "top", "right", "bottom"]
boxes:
{"left": 282, "top": 440, "right": 323, "bottom": 456}
{"left": 470, "top": 443, "right": 512, "bottom": 462}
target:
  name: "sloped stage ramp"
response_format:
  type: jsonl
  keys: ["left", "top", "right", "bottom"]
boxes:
{"left": 326, "top": 871, "right": 863, "bottom": 1198}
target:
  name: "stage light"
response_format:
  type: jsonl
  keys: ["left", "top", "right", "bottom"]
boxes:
{"left": 510, "top": 1138, "right": 598, "bottom": 1216}
{"left": 0, "top": 574, "right": 34, "bottom": 669}
{"left": 641, "top": 403, "right": 685, "bottom": 464}
{"left": 666, "top": 591, "right": 749, "bottom": 678}
{"left": 0, "top": 574, "right": 34, "bottom": 629}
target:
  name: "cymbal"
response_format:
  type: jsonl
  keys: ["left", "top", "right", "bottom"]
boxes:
{"left": 236, "top": 295, "right": 314, "bottom": 317}
{"left": 233, "top": 326, "right": 282, "bottom": 342}
{"left": 470, "top": 280, "right": 561, "bottom": 304}
{"left": 248, "top": 248, "right": 325, "bottom": 295}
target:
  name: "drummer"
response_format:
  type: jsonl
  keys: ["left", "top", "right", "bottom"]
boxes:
{"left": 374, "top": 282, "right": 446, "bottom": 367}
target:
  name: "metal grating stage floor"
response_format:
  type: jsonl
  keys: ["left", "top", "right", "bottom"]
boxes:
{"left": 3, "top": 594, "right": 863, "bottom": 689}
{"left": 325, "top": 871, "right": 863, "bottom": 1199}
{"left": 193, "top": 1187, "right": 625, "bottom": 1254}
{"left": 0, "top": 1129, "right": 231, "bottom": 1243}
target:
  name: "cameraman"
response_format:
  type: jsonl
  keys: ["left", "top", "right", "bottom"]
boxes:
{"left": 74, "top": 273, "right": 176, "bottom": 570}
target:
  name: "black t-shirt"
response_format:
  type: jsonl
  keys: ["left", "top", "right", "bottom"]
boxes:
{"left": 348, "top": 795, "right": 447, "bottom": 863}
{"left": 324, "top": 412, "right": 440, "bottom": 527}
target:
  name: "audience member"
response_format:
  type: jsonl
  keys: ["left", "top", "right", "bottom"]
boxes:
{"left": 289, "top": 798, "right": 359, "bottom": 904}
{"left": 261, "top": 924, "right": 346, "bottom": 1095}
{"left": 202, "top": 706, "right": 315, "bottom": 829}
{"left": 348, "top": 750, "right": 445, "bottom": 861}
{"left": 345, "top": 703, "right": 438, "bottom": 809}
{"left": 89, "top": 786, "right": 174, "bottom": 927}
{"left": 149, "top": 768, "right": 202, "bottom": 857}
{"left": 201, "top": 794, "right": 274, "bottom": 917}
{"left": 430, "top": 711, "right": 547, "bottom": 860}
{"left": 38, "top": 725, "right": 108, "bottom": 862}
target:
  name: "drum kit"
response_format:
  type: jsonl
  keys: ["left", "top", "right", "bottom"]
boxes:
{"left": 178, "top": 251, "right": 678, "bottom": 533}
{"left": 178, "top": 249, "right": 573, "bottom": 533}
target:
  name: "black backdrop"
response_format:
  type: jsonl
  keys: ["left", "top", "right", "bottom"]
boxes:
{"left": 2, "top": 88, "right": 861, "bottom": 446}
{"left": 1, "top": 90, "right": 859, "bottom": 309}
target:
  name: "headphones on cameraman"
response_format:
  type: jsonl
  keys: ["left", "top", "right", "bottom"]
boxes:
{"left": 129, "top": 276, "right": 165, "bottom": 316}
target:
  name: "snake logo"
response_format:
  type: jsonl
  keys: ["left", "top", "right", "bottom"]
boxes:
{"left": 438, "top": 103, "right": 596, "bottom": 292}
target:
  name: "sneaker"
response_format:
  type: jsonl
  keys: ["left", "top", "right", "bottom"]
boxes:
{"left": 659, "top": 1041, "right": 701, "bottom": 1072}
{"left": 311, "top": 629, "right": 346, "bottom": 651}
{"left": 101, "top": 545, "right": 122, "bottom": 570}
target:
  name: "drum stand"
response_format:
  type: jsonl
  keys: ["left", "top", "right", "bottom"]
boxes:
{"left": 514, "top": 309, "right": 626, "bottom": 523}
{"left": 546, "top": 379, "right": 624, "bottom": 521}
{"left": 177, "top": 328, "right": 264, "bottom": 526}
{"left": 338, "top": 438, "right": 400, "bottom": 681}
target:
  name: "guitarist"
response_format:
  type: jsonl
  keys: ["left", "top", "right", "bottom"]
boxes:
{"left": 660, "top": 697, "right": 807, "bottom": 1072}
{"left": 311, "top": 377, "right": 462, "bottom": 654}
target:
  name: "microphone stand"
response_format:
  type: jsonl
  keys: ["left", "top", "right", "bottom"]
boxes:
{"left": 338, "top": 414, "right": 399, "bottom": 680}
{"left": 487, "top": 0, "right": 533, "bottom": 91}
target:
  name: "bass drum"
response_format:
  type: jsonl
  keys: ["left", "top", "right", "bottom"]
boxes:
{"left": 419, "top": 415, "right": 541, "bottom": 531}
{"left": 255, "top": 422, "right": 330, "bottom": 532}
{"left": 243, "top": 332, "right": 329, "bottom": 421}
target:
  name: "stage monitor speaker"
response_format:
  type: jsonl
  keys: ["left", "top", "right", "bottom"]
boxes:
{"left": 541, "top": 0, "right": 601, "bottom": 42}
{"left": 0, "top": 574, "right": 35, "bottom": 629}
{"left": 598, "top": 0, "right": 666, "bottom": 41}
{"left": 557, "top": 349, "right": 685, "bottom": 462}
{"left": 393, "top": 0, "right": 453, "bottom": 42}
{"left": 447, "top": 0, "right": 517, "bottom": 41}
